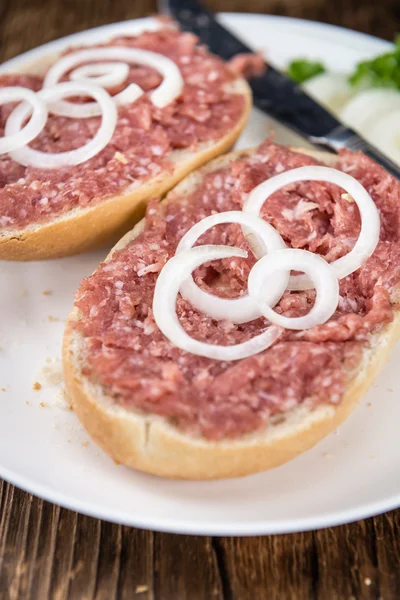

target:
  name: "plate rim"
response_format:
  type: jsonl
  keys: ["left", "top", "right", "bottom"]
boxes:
{"left": 2, "top": 461, "right": 400, "bottom": 536}
{"left": 0, "top": 13, "right": 398, "bottom": 536}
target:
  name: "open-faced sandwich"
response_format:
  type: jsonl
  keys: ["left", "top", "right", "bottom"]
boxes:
{"left": 63, "top": 140, "right": 400, "bottom": 479}
{"left": 0, "top": 24, "right": 251, "bottom": 260}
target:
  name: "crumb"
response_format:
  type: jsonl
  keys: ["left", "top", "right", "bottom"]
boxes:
{"left": 114, "top": 459, "right": 121, "bottom": 466}
{"left": 39, "top": 402, "right": 47, "bottom": 408}
{"left": 47, "top": 315, "right": 60, "bottom": 322}
{"left": 20, "top": 289, "right": 28, "bottom": 296}
{"left": 69, "top": 404, "right": 74, "bottom": 411}
{"left": 369, "top": 455, "right": 376, "bottom": 460}
{"left": 33, "top": 382, "right": 42, "bottom": 391}
{"left": 36, "top": 358, "right": 63, "bottom": 386}
{"left": 81, "top": 441, "right": 88, "bottom": 448}
{"left": 42, "top": 290, "right": 53, "bottom": 296}
{"left": 50, "top": 387, "right": 70, "bottom": 410}
{"left": 387, "top": 388, "right": 394, "bottom": 392}
{"left": 25, "top": 401, "right": 30, "bottom": 405}
{"left": 323, "top": 452, "right": 332, "bottom": 458}
{"left": 67, "top": 439, "right": 71, "bottom": 444}
{"left": 135, "top": 585, "right": 149, "bottom": 594}
{"left": 364, "top": 577, "right": 372, "bottom": 586}
{"left": 367, "top": 403, "right": 372, "bottom": 407}
{"left": 114, "top": 151, "right": 128, "bottom": 165}
{"left": 0, "top": 388, "right": 6, "bottom": 392}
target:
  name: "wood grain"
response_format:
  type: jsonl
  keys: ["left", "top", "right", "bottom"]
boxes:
{"left": 1, "top": 0, "right": 400, "bottom": 598}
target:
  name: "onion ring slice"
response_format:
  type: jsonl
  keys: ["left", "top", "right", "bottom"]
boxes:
{"left": 43, "top": 47, "right": 183, "bottom": 117}
{"left": 70, "top": 62, "right": 130, "bottom": 88}
{"left": 0, "top": 87, "right": 48, "bottom": 154}
{"left": 243, "top": 166, "right": 380, "bottom": 290}
{"left": 176, "top": 211, "right": 288, "bottom": 324}
{"left": 365, "top": 108, "right": 400, "bottom": 165}
{"left": 153, "top": 245, "right": 282, "bottom": 360}
{"left": 248, "top": 248, "right": 339, "bottom": 330}
{"left": 6, "top": 81, "right": 117, "bottom": 169}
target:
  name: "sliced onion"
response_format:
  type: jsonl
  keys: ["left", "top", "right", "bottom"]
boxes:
{"left": 68, "top": 61, "right": 143, "bottom": 117}
{"left": 43, "top": 47, "right": 183, "bottom": 117}
{"left": 248, "top": 248, "right": 339, "bottom": 330}
{"left": 303, "top": 73, "right": 353, "bottom": 116}
{"left": 153, "top": 245, "right": 282, "bottom": 360}
{"left": 340, "top": 88, "right": 400, "bottom": 134}
{"left": 243, "top": 166, "right": 380, "bottom": 290}
{"left": 175, "top": 211, "right": 288, "bottom": 324}
{"left": 0, "top": 87, "right": 48, "bottom": 154}
{"left": 70, "top": 62, "right": 130, "bottom": 88}
{"left": 6, "top": 81, "right": 117, "bottom": 168}
{"left": 363, "top": 108, "right": 400, "bottom": 165}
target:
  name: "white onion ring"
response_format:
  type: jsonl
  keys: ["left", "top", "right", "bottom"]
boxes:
{"left": 243, "top": 166, "right": 380, "bottom": 290}
{"left": 365, "top": 108, "right": 400, "bottom": 165}
{"left": 340, "top": 88, "right": 400, "bottom": 134}
{"left": 6, "top": 81, "right": 117, "bottom": 169}
{"left": 302, "top": 73, "right": 353, "bottom": 116}
{"left": 43, "top": 47, "right": 183, "bottom": 117}
{"left": 0, "top": 87, "right": 48, "bottom": 154}
{"left": 175, "top": 211, "right": 288, "bottom": 324}
{"left": 153, "top": 245, "right": 282, "bottom": 361}
{"left": 248, "top": 248, "right": 339, "bottom": 330}
{"left": 70, "top": 62, "right": 130, "bottom": 88}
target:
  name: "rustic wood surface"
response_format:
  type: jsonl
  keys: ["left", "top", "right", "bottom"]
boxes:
{"left": 1, "top": 0, "right": 400, "bottom": 598}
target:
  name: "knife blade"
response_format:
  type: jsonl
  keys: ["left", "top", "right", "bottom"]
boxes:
{"left": 161, "top": 0, "right": 400, "bottom": 178}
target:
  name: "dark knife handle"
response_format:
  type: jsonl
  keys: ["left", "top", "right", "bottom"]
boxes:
{"left": 164, "top": 0, "right": 400, "bottom": 180}
{"left": 311, "top": 125, "right": 400, "bottom": 179}
{"left": 249, "top": 70, "right": 339, "bottom": 140}
{"left": 162, "top": 0, "right": 251, "bottom": 58}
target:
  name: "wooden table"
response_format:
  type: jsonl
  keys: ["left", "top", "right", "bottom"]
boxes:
{"left": 1, "top": 0, "right": 400, "bottom": 598}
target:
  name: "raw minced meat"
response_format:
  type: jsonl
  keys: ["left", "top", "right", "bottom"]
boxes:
{"left": 73, "top": 142, "right": 400, "bottom": 440}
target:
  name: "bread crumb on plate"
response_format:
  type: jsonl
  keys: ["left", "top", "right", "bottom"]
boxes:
{"left": 37, "top": 358, "right": 63, "bottom": 386}
{"left": 35, "top": 358, "right": 70, "bottom": 410}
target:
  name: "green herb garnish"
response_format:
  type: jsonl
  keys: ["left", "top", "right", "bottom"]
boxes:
{"left": 349, "top": 36, "right": 400, "bottom": 89}
{"left": 287, "top": 59, "right": 326, "bottom": 84}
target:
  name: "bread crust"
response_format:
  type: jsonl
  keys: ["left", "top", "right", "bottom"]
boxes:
{"left": 63, "top": 146, "right": 400, "bottom": 480}
{"left": 0, "top": 63, "right": 251, "bottom": 260}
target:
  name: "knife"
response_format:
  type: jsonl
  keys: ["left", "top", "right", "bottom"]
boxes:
{"left": 160, "top": 0, "right": 400, "bottom": 179}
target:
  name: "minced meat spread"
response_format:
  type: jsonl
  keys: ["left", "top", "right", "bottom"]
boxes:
{"left": 74, "top": 141, "right": 400, "bottom": 440}
{"left": 0, "top": 28, "right": 246, "bottom": 229}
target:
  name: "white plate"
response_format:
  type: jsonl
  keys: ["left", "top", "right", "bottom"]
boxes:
{"left": 0, "top": 14, "right": 397, "bottom": 536}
